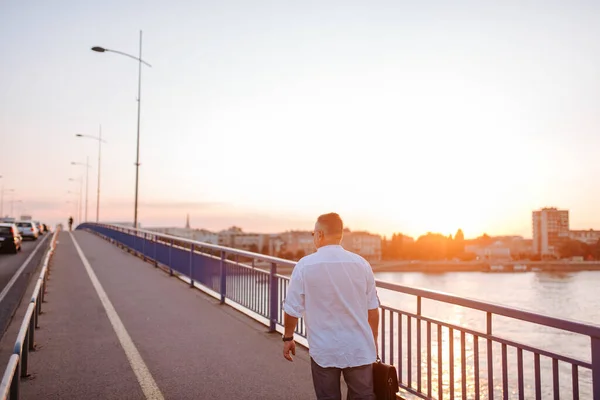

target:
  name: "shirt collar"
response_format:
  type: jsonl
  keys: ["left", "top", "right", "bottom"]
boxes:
{"left": 317, "top": 244, "right": 343, "bottom": 252}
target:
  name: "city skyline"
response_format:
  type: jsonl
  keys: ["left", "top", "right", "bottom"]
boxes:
{"left": 2, "top": 1, "right": 600, "bottom": 239}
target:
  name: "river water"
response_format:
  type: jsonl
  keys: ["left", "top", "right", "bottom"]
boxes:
{"left": 373, "top": 270, "right": 600, "bottom": 399}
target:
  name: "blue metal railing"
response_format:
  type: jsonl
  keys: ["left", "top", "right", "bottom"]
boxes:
{"left": 0, "top": 229, "right": 59, "bottom": 400}
{"left": 80, "top": 223, "right": 600, "bottom": 400}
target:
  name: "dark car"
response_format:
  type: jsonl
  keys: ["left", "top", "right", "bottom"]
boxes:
{"left": 0, "top": 223, "right": 22, "bottom": 254}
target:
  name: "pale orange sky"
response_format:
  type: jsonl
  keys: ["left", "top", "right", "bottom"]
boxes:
{"left": 2, "top": 1, "right": 600, "bottom": 239}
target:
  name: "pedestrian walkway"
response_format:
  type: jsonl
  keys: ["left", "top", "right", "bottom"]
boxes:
{"left": 19, "top": 231, "right": 317, "bottom": 399}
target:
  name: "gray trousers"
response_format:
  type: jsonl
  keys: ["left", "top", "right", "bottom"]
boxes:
{"left": 310, "top": 358, "right": 376, "bottom": 400}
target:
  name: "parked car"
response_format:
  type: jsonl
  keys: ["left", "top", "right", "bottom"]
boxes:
{"left": 15, "top": 221, "right": 39, "bottom": 240}
{"left": 0, "top": 223, "right": 22, "bottom": 254}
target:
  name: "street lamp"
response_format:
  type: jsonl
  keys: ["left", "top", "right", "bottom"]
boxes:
{"left": 69, "top": 178, "right": 83, "bottom": 225}
{"left": 76, "top": 125, "right": 106, "bottom": 223}
{"left": 0, "top": 188, "right": 14, "bottom": 218}
{"left": 92, "top": 31, "right": 151, "bottom": 228}
{"left": 71, "top": 159, "right": 91, "bottom": 222}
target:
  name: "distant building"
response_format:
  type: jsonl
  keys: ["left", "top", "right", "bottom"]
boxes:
{"left": 532, "top": 208, "right": 569, "bottom": 257}
{"left": 150, "top": 227, "right": 219, "bottom": 244}
{"left": 216, "top": 226, "right": 283, "bottom": 254}
{"left": 279, "top": 231, "right": 314, "bottom": 257}
{"left": 569, "top": 229, "right": 600, "bottom": 245}
{"left": 465, "top": 241, "right": 512, "bottom": 261}
{"left": 341, "top": 229, "right": 382, "bottom": 262}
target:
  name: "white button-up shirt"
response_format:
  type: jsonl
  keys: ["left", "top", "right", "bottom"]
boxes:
{"left": 283, "top": 245, "right": 380, "bottom": 368}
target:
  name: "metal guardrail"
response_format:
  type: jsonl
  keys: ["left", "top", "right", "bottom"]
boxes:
{"left": 0, "top": 229, "right": 59, "bottom": 400}
{"left": 80, "top": 223, "right": 600, "bottom": 400}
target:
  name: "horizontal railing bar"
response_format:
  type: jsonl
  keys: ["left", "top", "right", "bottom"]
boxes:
{"left": 12, "top": 303, "right": 35, "bottom": 356}
{"left": 400, "top": 383, "right": 431, "bottom": 400}
{"left": 381, "top": 306, "right": 592, "bottom": 369}
{"left": 377, "top": 281, "right": 600, "bottom": 338}
{"left": 106, "top": 224, "right": 297, "bottom": 266}
{"left": 0, "top": 354, "right": 19, "bottom": 399}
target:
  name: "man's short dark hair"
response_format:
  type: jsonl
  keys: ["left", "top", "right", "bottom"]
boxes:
{"left": 317, "top": 213, "right": 344, "bottom": 237}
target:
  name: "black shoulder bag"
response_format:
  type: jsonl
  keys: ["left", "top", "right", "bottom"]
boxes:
{"left": 372, "top": 357, "right": 399, "bottom": 400}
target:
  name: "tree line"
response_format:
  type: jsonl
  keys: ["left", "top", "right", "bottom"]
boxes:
{"left": 558, "top": 239, "right": 600, "bottom": 260}
{"left": 382, "top": 229, "right": 472, "bottom": 261}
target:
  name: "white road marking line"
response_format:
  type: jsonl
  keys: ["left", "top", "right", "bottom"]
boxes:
{"left": 0, "top": 234, "right": 50, "bottom": 304}
{"left": 70, "top": 232, "right": 164, "bottom": 400}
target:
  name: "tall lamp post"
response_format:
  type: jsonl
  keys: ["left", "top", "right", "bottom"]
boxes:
{"left": 71, "top": 159, "right": 91, "bottom": 222}
{"left": 69, "top": 178, "right": 83, "bottom": 225}
{"left": 92, "top": 31, "right": 151, "bottom": 228}
{"left": 76, "top": 125, "right": 106, "bottom": 222}
{"left": 0, "top": 188, "right": 14, "bottom": 218}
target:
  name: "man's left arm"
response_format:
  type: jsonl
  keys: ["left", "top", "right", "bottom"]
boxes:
{"left": 365, "top": 260, "right": 381, "bottom": 353}
{"left": 282, "top": 264, "right": 305, "bottom": 361}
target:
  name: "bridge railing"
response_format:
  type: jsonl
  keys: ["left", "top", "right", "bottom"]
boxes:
{"left": 0, "top": 228, "right": 59, "bottom": 400}
{"left": 80, "top": 223, "right": 600, "bottom": 400}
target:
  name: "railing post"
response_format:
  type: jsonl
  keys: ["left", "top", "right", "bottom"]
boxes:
{"left": 487, "top": 312, "right": 494, "bottom": 400}
{"left": 28, "top": 315, "right": 35, "bottom": 351}
{"left": 154, "top": 235, "right": 158, "bottom": 267}
{"left": 34, "top": 297, "right": 40, "bottom": 329}
{"left": 592, "top": 336, "right": 600, "bottom": 400}
{"left": 219, "top": 251, "right": 226, "bottom": 304}
{"left": 169, "top": 239, "right": 173, "bottom": 276}
{"left": 10, "top": 361, "right": 19, "bottom": 399}
{"left": 142, "top": 232, "right": 146, "bottom": 261}
{"left": 40, "top": 278, "right": 45, "bottom": 304}
{"left": 190, "top": 244, "right": 195, "bottom": 287}
{"left": 269, "top": 262, "right": 278, "bottom": 332}
{"left": 20, "top": 336, "right": 28, "bottom": 378}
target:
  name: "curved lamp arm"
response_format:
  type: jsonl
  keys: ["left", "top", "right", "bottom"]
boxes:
{"left": 91, "top": 46, "right": 152, "bottom": 67}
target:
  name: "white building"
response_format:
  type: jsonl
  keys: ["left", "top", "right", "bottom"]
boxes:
{"left": 532, "top": 208, "right": 569, "bottom": 257}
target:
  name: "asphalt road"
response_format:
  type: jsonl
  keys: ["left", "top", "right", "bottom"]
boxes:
{"left": 20, "top": 231, "right": 317, "bottom": 400}
{"left": 0, "top": 234, "right": 50, "bottom": 338}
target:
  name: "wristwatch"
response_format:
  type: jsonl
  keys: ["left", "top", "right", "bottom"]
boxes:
{"left": 282, "top": 335, "right": 294, "bottom": 342}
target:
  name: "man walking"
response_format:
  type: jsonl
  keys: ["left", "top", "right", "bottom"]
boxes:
{"left": 282, "top": 213, "right": 380, "bottom": 400}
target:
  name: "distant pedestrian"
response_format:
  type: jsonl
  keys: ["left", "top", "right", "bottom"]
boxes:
{"left": 68, "top": 216, "right": 73, "bottom": 232}
{"left": 282, "top": 213, "right": 380, "bottom": 400}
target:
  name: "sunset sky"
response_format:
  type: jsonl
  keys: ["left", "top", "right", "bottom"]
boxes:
{"left": 1, "top": 0, "right": 600, "bottom": 239}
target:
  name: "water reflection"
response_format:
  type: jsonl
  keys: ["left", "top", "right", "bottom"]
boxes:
{"left": 375, "top": 271, "right": 599, "bottom": 399}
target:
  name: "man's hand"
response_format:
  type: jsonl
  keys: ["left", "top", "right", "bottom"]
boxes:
{"left": 283, "top": 340, "right": 296, "bottom": 362}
